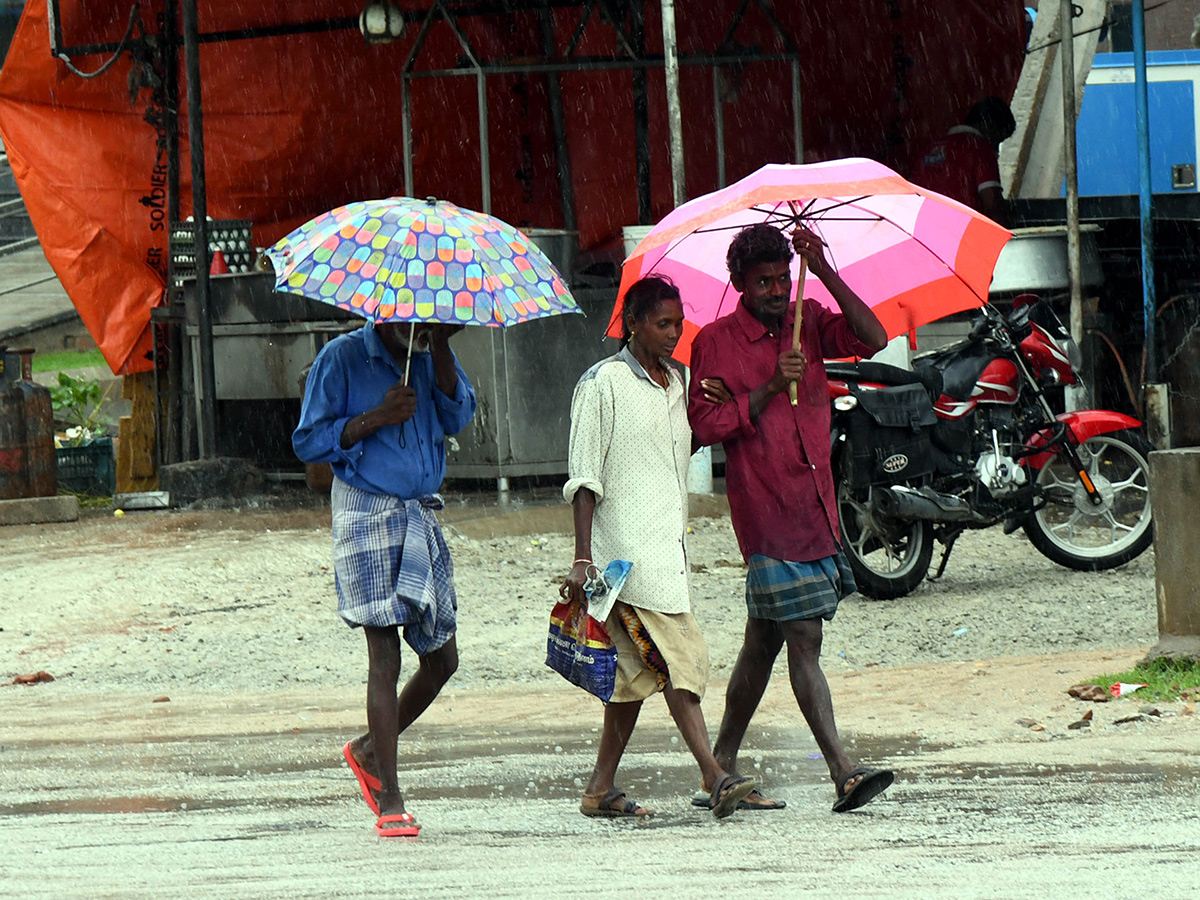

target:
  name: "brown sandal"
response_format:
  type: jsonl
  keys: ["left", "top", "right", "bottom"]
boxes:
{"left": 580, "top": 786, "right": 652, "bottom": 818}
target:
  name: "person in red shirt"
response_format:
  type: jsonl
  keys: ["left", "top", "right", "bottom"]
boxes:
{"left": 687, "top": 222, "right": 895, "bottom": 813}
{"left": 911, "top": 97, "right": 1016, "bottom": 226}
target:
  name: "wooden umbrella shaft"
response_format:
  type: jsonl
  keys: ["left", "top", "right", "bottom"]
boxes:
{"left": 789, "top": 258, "right": 807, "bottom": 406}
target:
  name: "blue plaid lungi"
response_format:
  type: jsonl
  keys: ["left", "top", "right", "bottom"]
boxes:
{"left": 331, "top": 477, "right": 457, "bottom": 656}
{"left": 745, "top": 549, "right": 857, "bottom": 622}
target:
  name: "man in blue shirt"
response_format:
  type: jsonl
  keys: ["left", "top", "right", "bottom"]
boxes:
{"left": 294, "top": 320, "right": 476, "bottom": 837}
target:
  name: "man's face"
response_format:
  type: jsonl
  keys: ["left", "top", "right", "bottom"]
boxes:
{"left": 733, "top": 260, "right": 791, "bottom": 326}
{"left": 377, "top": 322, "right": 433, "bottom": 355}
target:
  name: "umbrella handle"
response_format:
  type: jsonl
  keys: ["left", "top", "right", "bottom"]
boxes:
{"left": 789, "top": 258, "right": 807, "bottom": 407}
{"left": 403, "top": 321, "right": 415, "bottom": 384}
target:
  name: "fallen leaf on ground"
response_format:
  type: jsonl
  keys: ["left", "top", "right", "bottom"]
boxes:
{"left": 12, "top": 671, "right": 54, "bottom": 685}
{"left": 152, "top": 696, "right": 170, "bottom": 703}
{"left": 1067, "top": 684, "right": 1110, "bottom": 702}
{"left": 1113, "top": 714, "right": 1145, "bottom": 725}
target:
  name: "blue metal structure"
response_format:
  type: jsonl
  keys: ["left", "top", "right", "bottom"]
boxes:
{"left": 1132, "top": 0, "right": 1157, "bottom": 382}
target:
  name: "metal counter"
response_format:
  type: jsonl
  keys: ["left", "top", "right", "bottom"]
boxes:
{"left": 446, "top": 288, "right": 618, "bottom": 480}
{"left": 178, "top": 274, "right": 618, "bottom": 477}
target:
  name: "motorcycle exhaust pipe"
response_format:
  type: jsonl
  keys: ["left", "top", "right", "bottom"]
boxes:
{"left": 873, "top": 485, "right": 988, "bottom": 525}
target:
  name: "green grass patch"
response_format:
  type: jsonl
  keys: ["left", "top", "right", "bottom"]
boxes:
{"left": 32, "top": 348, "right": 107, "bottom": 373}
{"left": 1084, "top": 656, "right": 1200, "bottom": 702}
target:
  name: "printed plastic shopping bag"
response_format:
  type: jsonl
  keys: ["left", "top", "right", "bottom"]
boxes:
{"left": 544, "top": 560, "right": 632, "bottom": 702}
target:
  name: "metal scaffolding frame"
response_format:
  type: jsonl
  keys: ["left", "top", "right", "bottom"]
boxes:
{"left": 398, "top": 0, "right": 802, "bottom": 221}
{"left": 43, "top": 0, "right": 802, "bottom": 463}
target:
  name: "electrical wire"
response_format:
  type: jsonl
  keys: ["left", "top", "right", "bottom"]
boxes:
{"left": 1025, "top": 0, "right": 1181, "bottom": 55}
{"left": 55, "top": 4, "right": 142, "bottom": 79}
{"left": 1087, "top": 328, "right": 1141, "bottom": 417}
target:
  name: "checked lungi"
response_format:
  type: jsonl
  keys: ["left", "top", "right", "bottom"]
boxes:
{"left": 745, "top": 549, "right": 857, "bottom": 622}
{"left": 331, "top": 477, "right": 457, "bottom": 656}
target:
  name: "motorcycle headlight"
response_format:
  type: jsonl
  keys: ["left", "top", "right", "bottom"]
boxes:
{"left": 833, "top": 395, "right": 858, "bottom": 412}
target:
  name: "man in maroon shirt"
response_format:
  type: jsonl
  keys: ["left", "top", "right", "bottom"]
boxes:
{"left": 911, "top": 97, "right": 1016, "bottom": 226}
{"left": 687, "top": 223, "right": 895, "bottom": 813}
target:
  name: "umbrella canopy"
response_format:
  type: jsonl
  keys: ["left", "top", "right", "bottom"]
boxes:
{"left": 267, "top": 197, "right": 580, "bottom": 326}
{"left": 607, "top": 158, "right": 1011, "bottom": 365}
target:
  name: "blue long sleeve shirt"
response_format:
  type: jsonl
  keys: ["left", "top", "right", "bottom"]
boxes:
{"left": 292, "top": 323, "right": 477, "bottom": 499}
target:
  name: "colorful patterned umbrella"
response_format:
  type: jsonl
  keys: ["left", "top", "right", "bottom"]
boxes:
{"left": 607, "top": 158, "right": 1011, "bottom": 365}
{"left": 267, "top": 197, "right": 580, "bottom": 326}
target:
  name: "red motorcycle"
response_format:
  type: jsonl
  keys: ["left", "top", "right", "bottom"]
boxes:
{"left": 827, "top": 296, "right": 1154, "bottom": 600}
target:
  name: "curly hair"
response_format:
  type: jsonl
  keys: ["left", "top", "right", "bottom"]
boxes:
{"left": 726, "top": 223, "right": 792, "bottom": 283}
{"left": 621, "top": 274, "right": 681, "bottom": 342}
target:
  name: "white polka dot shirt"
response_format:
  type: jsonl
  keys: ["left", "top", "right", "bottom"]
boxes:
{"left": 563, "top": 346, "right": 692, "bottom": 614}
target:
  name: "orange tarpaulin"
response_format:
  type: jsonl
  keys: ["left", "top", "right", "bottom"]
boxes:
{"left": 0, "top": 1, "right": 1024, "bottom": 375}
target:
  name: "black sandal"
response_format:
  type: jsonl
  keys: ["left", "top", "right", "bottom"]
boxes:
{"left": 709, "top": 773, "right": 756, "bottom": 819}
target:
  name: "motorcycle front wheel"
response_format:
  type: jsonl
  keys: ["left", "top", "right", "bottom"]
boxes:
{"left": 836, "top": 457, "right": 934, "bottom": 600}
{"left": 1024, "top": 428, "right": 1154, "bottom": 571}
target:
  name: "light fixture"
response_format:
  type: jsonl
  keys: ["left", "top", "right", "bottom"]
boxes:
{"left": 359, "top": 0, "right": 405, "bottom": 44}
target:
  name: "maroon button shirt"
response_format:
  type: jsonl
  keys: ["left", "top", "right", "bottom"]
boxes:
{"left": 687, "top": 298, "right": 875, "bottom": 563}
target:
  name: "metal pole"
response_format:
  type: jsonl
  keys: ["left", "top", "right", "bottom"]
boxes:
{"left": 162, "top": 0, "right": 182, "bottom": 466}
{"left": 660, "top": 0, "right": 686, "bottom": 207}
{"left": 402, "top": 74, "right": 413, "bottom": 197}
{"left": 540, "top": 9, "right": 576, "bottom": 230}
{"left": 631, "top": 6, "right": 651, "bottom": 223}
{"left": 180, "top": 0, "right": 217, "bottom": 458}
{"left": 713, "top": 67, "right": 726, "bottom": 188}
{"left": 1132, "top": 0, "right": 1157, "bottom": 383}
{"left": 1059, "top": 0, "right": 1085, "bottom": 410}
{"left": 477, "top": 70, "right": 491, "bottom": 213}
{"left": 791, "top": 58, "right": 803, "bottom": 163}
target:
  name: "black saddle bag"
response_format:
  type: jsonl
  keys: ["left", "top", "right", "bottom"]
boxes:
{"left": 842, "top": 383, "right": 938, "bottom": 489}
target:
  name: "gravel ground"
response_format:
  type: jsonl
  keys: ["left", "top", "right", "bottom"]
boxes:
{"left": 1, "top": 497, "right": 1158, "bottom": 693}
{"left": 6, "top": 496, "right": 1198, "bottom": 900}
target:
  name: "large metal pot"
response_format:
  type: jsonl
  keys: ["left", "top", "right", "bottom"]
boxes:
{"left": 989, "top": 225, "right": 1103, "bottom": 295}
{"left": 524, "top": 228, "right": 578, "bottom": 284}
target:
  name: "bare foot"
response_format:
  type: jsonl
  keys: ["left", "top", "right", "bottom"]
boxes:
{"left": 348, "top": 733, "right": 379, "bottom": 785}
{"left": 376, "top": 788, "right": 408, "bottom": 819}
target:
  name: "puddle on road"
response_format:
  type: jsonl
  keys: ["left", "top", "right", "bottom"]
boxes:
{"left": 9, "top": 723, "right": 1195, "bottom": 818}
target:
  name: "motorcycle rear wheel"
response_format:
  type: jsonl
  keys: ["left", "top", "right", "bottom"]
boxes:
{"left": 837, "top": 465, "right": 934, "bottom": 600}
{"left": 1024, "top": 428, "right": 1154, "bottom": 571}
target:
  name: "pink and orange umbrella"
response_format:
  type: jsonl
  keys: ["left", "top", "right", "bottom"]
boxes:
{"left": 607, "top": 158, "right": 1011, "bottom": 365}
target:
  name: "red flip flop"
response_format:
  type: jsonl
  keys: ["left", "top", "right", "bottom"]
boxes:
{"left": 343, "top": 741, "right": 381, "bottom": 815}
{"left": 375, "top": 812, "right": 420, "bottom": 838}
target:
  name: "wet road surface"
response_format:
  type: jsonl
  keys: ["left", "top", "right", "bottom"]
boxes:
{"left": 3, "top": 686, "right": 1199, "bottom": 900}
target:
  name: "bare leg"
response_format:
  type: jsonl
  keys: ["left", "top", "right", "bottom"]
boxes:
{"left": 780, "top": 618, "right": 854, "bottom": 786}
{"left": 351, "top": 637, "right": 459, "bottom": 771}
{"left": 711, "top": 618, "right": 784, "bottom": 775}
{"left": 363, "top": 626, "right": 405, "bottom": 817}
{"left": 662, "top": 685, "right": 723, "bottom": 789}
{"left": 359, "top": 634, "right": 459, "bottom": 818}
{"left": 581, "top": 701, "right": 645, "bottom": 811}
{"left": 396, "top": 636, "right": 459, "bottom": 733}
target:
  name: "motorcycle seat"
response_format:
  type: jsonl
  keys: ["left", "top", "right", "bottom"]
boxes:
{"left": 826, "top": 360, "right": 943, "bottom": 401}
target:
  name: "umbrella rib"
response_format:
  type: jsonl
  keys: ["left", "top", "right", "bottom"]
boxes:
{"left": 803, "top": 195, "right": 870, "bottom": 217}
{"left": 833, "top": 196, "right": 990, "bottom": 302}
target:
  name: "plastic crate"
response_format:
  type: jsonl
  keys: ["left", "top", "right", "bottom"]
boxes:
{"left": 169, "top": 218, "right": 256, "bottom": 280}
{"left": 56, "top": 437, "right": 116, "bottom": 496}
